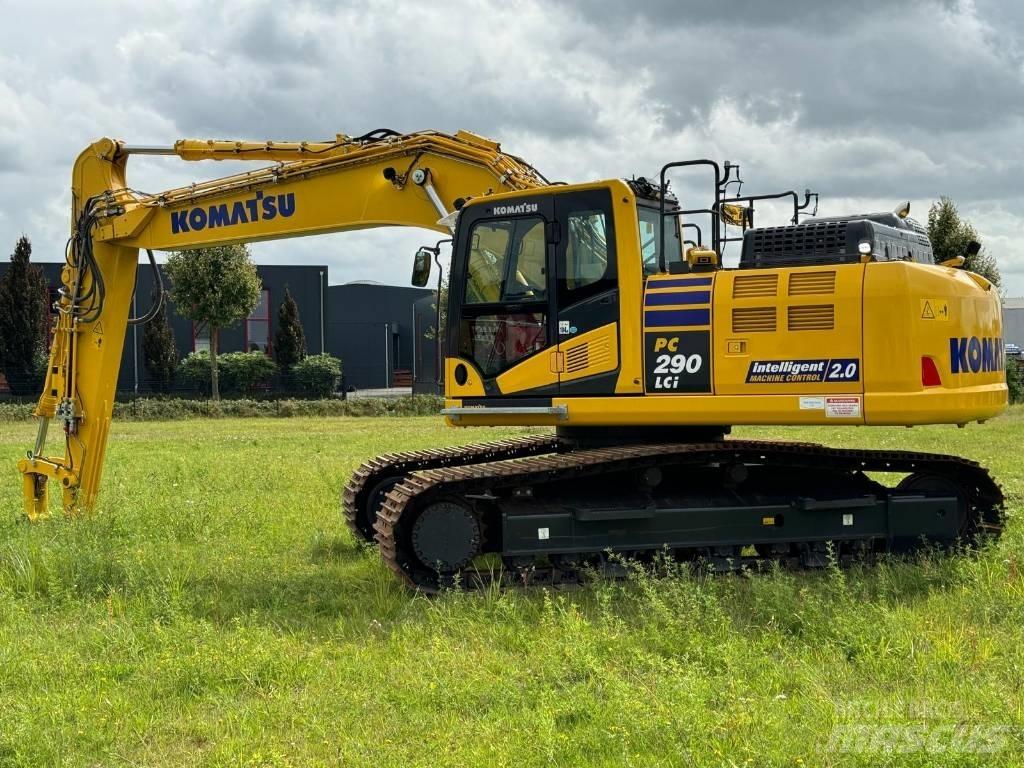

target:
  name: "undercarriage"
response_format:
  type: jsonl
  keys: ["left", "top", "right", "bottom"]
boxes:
{"left": 342, "top": 434, "right": 1003, "bottom": 592}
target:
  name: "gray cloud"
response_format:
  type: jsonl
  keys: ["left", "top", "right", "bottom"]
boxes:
{"left": 0, "top": 0, "right": 1022, "bottom": 294}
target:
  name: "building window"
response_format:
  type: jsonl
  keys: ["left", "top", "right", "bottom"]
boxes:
{"left": 246, "top": 289, "right": 271, "bottom": 353}
{"left": 193, "top": 324, "right": 210, "bottom": 353}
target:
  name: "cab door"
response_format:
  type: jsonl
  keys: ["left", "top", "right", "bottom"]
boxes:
{"left": 553, "top": 188, "right": 620, "bottom": 395}
{"left": 449, "top": 197, "right": 559, "bottom": 397}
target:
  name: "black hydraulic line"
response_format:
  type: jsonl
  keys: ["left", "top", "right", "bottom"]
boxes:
{"left": 720, "top": 161, "right": 742, "bottom": 197}
{"left": 796, "top": 190, "right": 819, "bottom": 220}
{"left": 352, "top": 128, "right": 404, "bottom": 143}
{"left": 69, "top": 198, "right": 106, "bottom": 325}
{"left": 128, "top": 250, "right": 164, "bottom": 326}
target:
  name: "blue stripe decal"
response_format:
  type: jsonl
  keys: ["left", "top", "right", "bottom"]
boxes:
{"left": 648, "top": 277, "right": 713, "bottom": 288}
{"left": 645, "top": 308, "right": 711, "bottom": 327}
{"left": 645, "top": 290, "right": 711, "bottom": 306}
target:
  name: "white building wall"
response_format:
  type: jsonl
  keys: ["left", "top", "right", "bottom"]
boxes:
{"left": 1003, "top": 299, "right": 1024, "bottom": 346}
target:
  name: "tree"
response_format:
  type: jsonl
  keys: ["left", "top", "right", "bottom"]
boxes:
{"left": 274, "top": 287, "right": 306, "bottom": 372}
{"left": 142, "top": 288, "right": 179, "bottom": 393}
{"left": 927, "top": 197, "right": 1001, "bottom": 286}
{"left": 164, "top": 244, "right": 261, "bottom": 401}
{"left": 0, "top": 236, "right": 49, "bottom": 395}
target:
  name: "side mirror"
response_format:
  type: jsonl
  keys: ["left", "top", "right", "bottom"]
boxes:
{"left": 411, "top": 247, "right": 433, "bottom": 287}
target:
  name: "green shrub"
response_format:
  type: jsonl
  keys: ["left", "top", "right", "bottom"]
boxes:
{"left": 1008, "top": 356, "right": 1023, "bottom": 404}
{"left": 218, "top": 351, "right": 277, "bottom": 395}
{"left": 0, "top": 402, "right": 35, "bottom": 421}
{"left": 177, "top": 351, "right": 277, "bottom": 396}
{"left": 293, "top": 354, "right": 342, "bottom": 398}
{"left": 177, "top": 351, "right": 212, "bottom": 394}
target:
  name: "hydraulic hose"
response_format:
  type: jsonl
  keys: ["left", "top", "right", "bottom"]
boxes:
{"left": 127, "top": 249, "right": 164, "bottom": 325}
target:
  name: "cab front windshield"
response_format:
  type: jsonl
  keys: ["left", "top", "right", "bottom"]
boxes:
{"left": 638, "top": 206, "right": 682, "bottom": 275}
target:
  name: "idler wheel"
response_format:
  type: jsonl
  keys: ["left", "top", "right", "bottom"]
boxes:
{"left": 411, "top": 501, "right": 482, "bottom": 572}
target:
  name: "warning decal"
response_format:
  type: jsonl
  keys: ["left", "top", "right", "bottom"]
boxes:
{"left": 920, "top": 299, "right": 950, "bottom": 321}
{"left": 825, "top": 396, "right": 861, "bottom": 418}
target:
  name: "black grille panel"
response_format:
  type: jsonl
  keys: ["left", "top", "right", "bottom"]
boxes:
{"left": 740, "top": 216, "right": 934, "bottom": 269}
{"left": 743, "top": 222, "right": 851, "bottom": 269}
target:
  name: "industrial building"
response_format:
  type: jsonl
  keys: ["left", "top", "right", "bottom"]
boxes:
{"left": 0, "top": 261, "right": 436, "bottom": 395}
{"left": 1003, "top": 298, "right": 1024, "bottom": 349}
{"left": 326, "top": 282, "right": 434, "bottom": 390}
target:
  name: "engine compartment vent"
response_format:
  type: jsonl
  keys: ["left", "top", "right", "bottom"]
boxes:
{"left": 565, "top": 343, "right": 590, "bottom": 373}
{"left": 787, "top": 304, "right": 835, "bottom": 331}
{"left": 565, "top": 337, "right": 612, "bottom": 374}
{"left": 733, "top": 274, "right": 779, "bottom": 298}
{"left": 732, "top": 307, "right": 777, "bottom": 333}
{"left": 788, "top": 271, "right": 836, "bottom": 296}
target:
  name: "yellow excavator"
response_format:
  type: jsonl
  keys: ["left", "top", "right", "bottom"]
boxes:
{"left": 19, "top": 129, "right": 1006, "bottom": 591}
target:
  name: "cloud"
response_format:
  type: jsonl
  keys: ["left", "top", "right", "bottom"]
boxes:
{"left": 0, "top": 0, "right": 1022, "bottom": 294}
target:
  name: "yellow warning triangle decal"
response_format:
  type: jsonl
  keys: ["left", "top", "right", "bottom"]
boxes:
{"left": 93, "top": 321, "right": 104, "bottom": 335}
{"left": 921, "top": 301, "right": 934, "bottom": 319}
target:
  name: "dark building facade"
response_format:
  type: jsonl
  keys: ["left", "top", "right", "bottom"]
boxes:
{"left": 413, "top": 293, "right": 442, "bottom": 394}
{"left": 0, "top": 260, "right": 440, "bottom": 396}
{"left": 0, "top": 261, "right": 328, "bottom": 394}
{"left": 326, "top": 282, "right": 433, "bottom": 389}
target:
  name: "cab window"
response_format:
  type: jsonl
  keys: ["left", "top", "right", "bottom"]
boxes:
{"left": 459, "top": 214, "right": 549, "bottom": 378}
{"left": 638, "top": 206, "right": 681, "bottom": 275}
{"left": 565, "top": 210, "right": 609, "bottom": 290}
{"left": 556, "top": 190, "right": 617, "bottom": 307}
{"left": 464, "top": 217, "right": 546, "bottom": 304}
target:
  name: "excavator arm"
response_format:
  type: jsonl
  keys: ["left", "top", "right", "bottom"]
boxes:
{"left": 19, "top": 129, "right": 546, "bottom": 518}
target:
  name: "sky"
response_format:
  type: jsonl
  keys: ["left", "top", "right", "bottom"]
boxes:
{"left": 1, "top": 0, "right": 1023, "bottom": 293}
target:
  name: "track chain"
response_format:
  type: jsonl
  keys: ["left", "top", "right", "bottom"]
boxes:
{"left": 372, "top": 439, "right": 1003, "bottom": 592}
{"left": 341, "top": 433, "right": 560, "bottom": 542}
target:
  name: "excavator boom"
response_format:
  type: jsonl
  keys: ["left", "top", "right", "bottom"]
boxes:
{"left": 19, "top": 129, "right": 545, "bottom": 517}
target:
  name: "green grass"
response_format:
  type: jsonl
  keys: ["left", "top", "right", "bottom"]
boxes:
{"left": 1, "top": 410, "right": 1022, "bottom": 767}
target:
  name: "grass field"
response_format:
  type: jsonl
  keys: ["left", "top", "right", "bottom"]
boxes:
{"left": 1, "top": 410, "right": 1022, "bottom": 767}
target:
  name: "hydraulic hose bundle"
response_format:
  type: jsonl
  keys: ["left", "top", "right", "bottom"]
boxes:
{"left": 64, "top": 196, "right": 107, "bottom": 325}
{"left": 64, "top": 195, "right": 163, "bottom": 327}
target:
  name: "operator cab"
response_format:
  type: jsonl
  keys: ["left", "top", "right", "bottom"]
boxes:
{"left": 440, "top": 186, "right": 620, "bottom": 393}
{"left": 410, "top": 180, "right": 694, "bottom": 399}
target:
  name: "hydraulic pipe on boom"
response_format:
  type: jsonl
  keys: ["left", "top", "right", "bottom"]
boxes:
{"left": 19, "top": 130, "right": 546, "bottom": 518}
